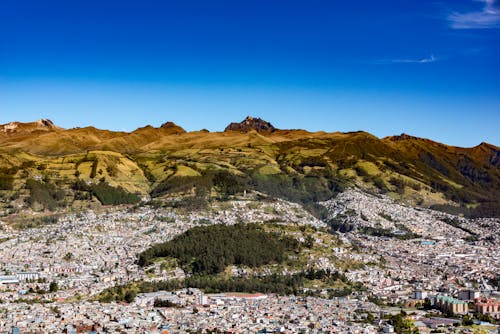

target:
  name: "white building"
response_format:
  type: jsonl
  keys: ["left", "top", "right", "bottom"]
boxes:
{"left": 16, "top": 272, "right": 40, "bottom": 282}
{"left": 0, "top": 275, "right": 19, "bottom": 285}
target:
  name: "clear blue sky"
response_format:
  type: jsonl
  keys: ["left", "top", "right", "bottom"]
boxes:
{"left": 0, "top": 0, "right": 499, "bottom": 147}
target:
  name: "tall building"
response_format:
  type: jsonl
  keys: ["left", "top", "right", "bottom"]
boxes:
{"left": 474, "top": 298, "right": 500, "bottom": 320}
{"left": 435, "top": 295, "right": 468, "bottom": 314}
{"left": 458, "top": 290, "right": 480, "bottom": 301}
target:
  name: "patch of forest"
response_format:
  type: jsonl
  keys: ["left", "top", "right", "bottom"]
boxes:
{"left": 137, "top": 223, "right": 301, "bottom": 274}
{"left": 72, "top": 180, "right": 140, "bottom": 205}
{"left": 26, "top": 179, "right": 66, "bottom": 211}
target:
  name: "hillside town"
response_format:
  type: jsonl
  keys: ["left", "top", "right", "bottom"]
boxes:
{"left": 0, "top": 190, "right": 498, "bottom": 333}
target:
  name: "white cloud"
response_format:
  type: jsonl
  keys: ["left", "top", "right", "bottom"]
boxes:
{"left": 375, "top": 55, "right": 437, "bottom": 64}
{"left": 448, "top": 0, "right": 500, "bottom": 29}
{"left": 391, "top": 54, "right": 437, "bottom": 63}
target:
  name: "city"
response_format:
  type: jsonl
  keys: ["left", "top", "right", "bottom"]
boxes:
{"left": 1, "top": 0, "right": 499, "bottom": 332}
{"left": 0, "top": 189, "right": 498, "bottom": 333}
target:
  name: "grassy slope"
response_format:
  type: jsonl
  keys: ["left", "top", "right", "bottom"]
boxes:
{"left": 0, "top": 126, "right": 498, "bottom": 217}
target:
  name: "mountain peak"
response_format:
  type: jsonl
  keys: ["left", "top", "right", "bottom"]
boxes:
{"left": 159, "top": 121, "right": 186, "bottom": 134}
{"left": 385, "top": 133, "right": 417, "bottom": 141}
{"left": 1, "top": 119, "right": 60, "bottom": 134}
{"left": 224, "top": 116, "right": 276, "bottom": 133}
{"left": 476, "top": 142, "right": 498, "bottom": 150}
{"left": 36, "top": 118, "right": 55, "bottom": 127}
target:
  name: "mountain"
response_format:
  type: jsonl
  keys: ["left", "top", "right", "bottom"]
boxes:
{"left": 225, "top": 116, "right": 276, "bottom": 133}
{"left": 0, "top": 117, "right": 498, "bottom": 218}
{"left": 160, "top": 121, "right": 186, "bottom": 134}
{"left": 0, "top": 119, "right": 61, "bottom": 136}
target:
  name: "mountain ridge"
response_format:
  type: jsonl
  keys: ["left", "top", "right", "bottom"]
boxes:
{"left": 1, "top": 118, "right": 497, "bottom": 149}
{"left": 0, "top": 116, "right": 498, "bottom": 218}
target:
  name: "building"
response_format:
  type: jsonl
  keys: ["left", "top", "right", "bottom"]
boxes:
{"left": 458, "top": 290, "right": 480, "bottom": 301}
{"left": 413, "top": 290, "right": 428, "bottom": 300}
{"left": 382, "top": 324, "right": 394, "bottom": 333}
{"left": 0, "top": 275, "right": 19, "bottom": 286}
{"left": 474, "top": 298, "right": 500, "bottom": 320}
{"left": 15, "top": 272, "right": 40, "bottom": 282}
{"left": 435, "top": 295, "right": 468, "bottom": 314}
{"left": 224, "top": 293, "right": 267, "bottom": 300}
{"left": 198, "top": 294, "right": 208, "bottom": 305}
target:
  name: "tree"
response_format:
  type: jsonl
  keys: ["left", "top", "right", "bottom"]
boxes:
{"left": 462, "top": 314, "right": 473, "bottom": 326}
{"left": 422, "top": 298, "right": 432, "bottom": 310}
{"left": 124, "top": 290, "right": 136, "bottom": 303}
{"left": 49, "top": 281, "right": 58, "bottom": 292}
{"left": 387, "top": 311, "right": 418, "bottom": 334}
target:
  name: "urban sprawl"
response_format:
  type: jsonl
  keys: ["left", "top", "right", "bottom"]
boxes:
{"left": 0, "top": 189, "right": 499, "bottom": 333}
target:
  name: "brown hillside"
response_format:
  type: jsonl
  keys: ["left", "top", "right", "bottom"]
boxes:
{"left": 0, "top": 118, "right": 498, "bottom": 217}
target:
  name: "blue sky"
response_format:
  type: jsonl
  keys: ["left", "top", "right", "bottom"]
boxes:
{"left": 0, "top": 0, "right": 499, "bottom": 147}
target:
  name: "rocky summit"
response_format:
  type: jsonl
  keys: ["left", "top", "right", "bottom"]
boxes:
{"left": 224, "top": 116, "right": 277, "bottom": 133}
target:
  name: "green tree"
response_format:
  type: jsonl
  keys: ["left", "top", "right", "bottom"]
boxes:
{"left": 49, "top": 281, "right": 58, "bottom": 292}
{"left": 123, "top": 290, "right": 136, "bottom": 303}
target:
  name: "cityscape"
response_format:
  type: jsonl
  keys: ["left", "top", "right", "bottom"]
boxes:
{"left": 0, "top": 182, "right": 499, "bottom": 332}
{"left": 1, "top": 0, "right": 499, "bottom": 333}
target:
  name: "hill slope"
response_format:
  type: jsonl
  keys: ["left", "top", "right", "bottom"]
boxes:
{"left": 0, "top": 117, "right": 498, "bottom": 218}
